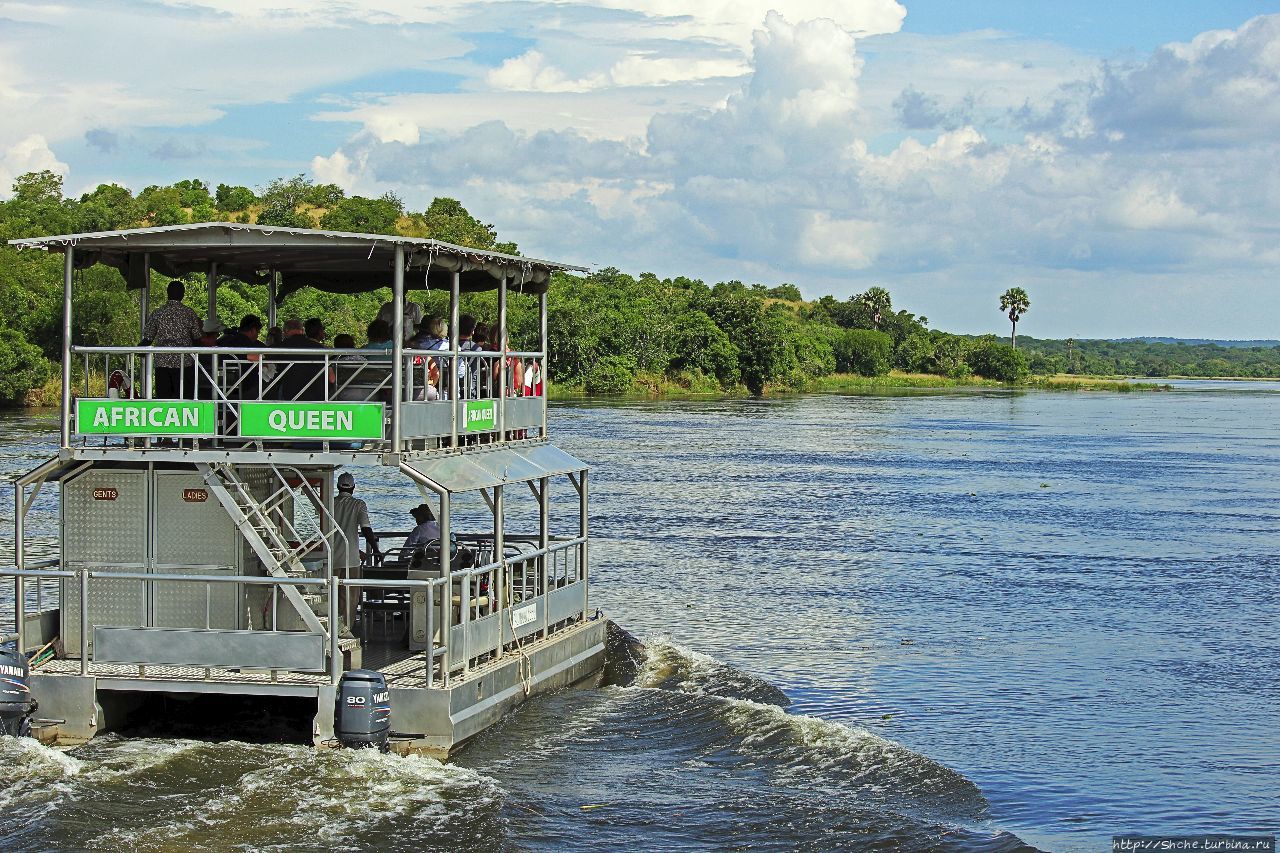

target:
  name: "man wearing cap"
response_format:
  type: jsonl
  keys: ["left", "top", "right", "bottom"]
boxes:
{"left": 334, "top": 472, "right": 378, "bottom": 572}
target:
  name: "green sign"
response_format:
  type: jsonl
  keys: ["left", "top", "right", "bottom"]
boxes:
{"left": 464, "top": 399, "right": 497, "bottom": 432}
{"left": 240, "top": 402, "right": 384, "bottom": 439}
{"left": 77, "top": 399, "right": 216, "bottom": 436}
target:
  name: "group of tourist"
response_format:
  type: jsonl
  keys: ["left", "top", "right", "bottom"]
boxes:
{"left": 141, "top": 281, "right": 542, "bottom": 402}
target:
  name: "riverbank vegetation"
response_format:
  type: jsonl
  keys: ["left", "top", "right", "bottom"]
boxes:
{"left": 0, "top": 171, "right": 1272, "bottom": 405}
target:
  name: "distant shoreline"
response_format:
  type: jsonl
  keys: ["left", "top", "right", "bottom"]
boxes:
{"left": 547, "top": 371, "right": 1179, "bottom": 400}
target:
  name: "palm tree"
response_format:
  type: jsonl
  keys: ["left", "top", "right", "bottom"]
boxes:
{"left": 860, "top": 287, "right": 892, "bottom": 330}
{"left": 999, "top": 287, "right": 1030, "bottom": 349}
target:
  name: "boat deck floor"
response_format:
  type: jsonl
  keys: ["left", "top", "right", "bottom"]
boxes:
{"left": 35, "top": 642, "right": 438, "bottom": 690}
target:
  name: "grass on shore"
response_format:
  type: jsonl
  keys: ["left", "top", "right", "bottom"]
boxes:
{"left": 810, "top": 372, "right": 1171, "bottom": 393}
{"left": 551, "top": 370, "right": 1172, "bottom": 400}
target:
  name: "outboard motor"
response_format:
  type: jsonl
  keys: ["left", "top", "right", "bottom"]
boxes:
{"left": 334, "top": 669, "right": 390, "bottom": 752}
{"left": 0, "top": 646, "right": 36, "bottom": 738}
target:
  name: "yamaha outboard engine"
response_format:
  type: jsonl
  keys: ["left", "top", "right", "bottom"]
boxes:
{"left": 0, "top": 646, "right": 36, "bottom": 738}
{"left": 335, "top": 669, "right": 390, "bottom": 752}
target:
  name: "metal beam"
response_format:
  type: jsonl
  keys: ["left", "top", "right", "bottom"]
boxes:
{"left": 60, "top": 247, "right": 74, "bottom": 447}
{"left": 391, "top": 245, "right": 405, "bottom": 455}
{"left": 497, "top": 273, "right": 507, "bottom": 437}
{"left": 207, "top": 261, "right": 219, "bottom": 327}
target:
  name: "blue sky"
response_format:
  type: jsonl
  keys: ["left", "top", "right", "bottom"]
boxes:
{"left": 3, "top": 0, "right": 1279, "bottom": 339}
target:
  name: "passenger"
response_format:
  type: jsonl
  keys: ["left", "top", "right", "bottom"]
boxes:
{"left": 272, "top": 317, "right": 329, "bottom": 401}
{"left": 190, "top": 319, "right": 222, "bottom": 400}
{"left": 217, "top": 314, "right": 267, "bottom": 411}
{"left": 142, "top": 279, "right": 202, "bottom": 399}
{"left": 376, "top": 297, "right": 423, "bottom": 342}
{"left": 471, "top": 322, "right": 491, "bottom": 396}
{"left": 403, "top": 503, "right": 440, "bottom": 551}
{"left": 334, "top": 472, "right": 379, "bottom": 575}
{"left": 410, "top": 317, "right": 450, "bottom": 399}
{"left": 333, "top": 333, "right": 368, "bottom": 402}
{"left": 217, "top": 314, "right": 265, "bottom": 350}
{"left": 457, "top": 314, "right": 480, "bottom": 399}
{"left": 361, "top": 319, "right": 394, "bottom": 358}
{"left": 409, "top": 316, "right": 448, "bottom": 350}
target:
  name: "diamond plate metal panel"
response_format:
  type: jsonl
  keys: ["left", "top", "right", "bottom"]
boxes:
{"left": 61, "top": 468, "right": 148, "bottom": 654}
{"left": 153, "top": 471, "right": 239, "bottom": 629}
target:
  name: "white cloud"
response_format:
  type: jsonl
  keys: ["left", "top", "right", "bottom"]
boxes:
{"left": 6, "top": 0, "right": 1280, "bottom": 336}
{"left": 1087, "top": 14, "right": 1280, "bottom": 147}
{"left": 0, "top": 134, "right": 67, "bottom": 198}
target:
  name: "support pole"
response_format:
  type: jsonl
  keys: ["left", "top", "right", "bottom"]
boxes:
{"left": 493, "top": 484, "right": 504, "bottom": 645}
{"left": 450, "top": 270, "right": 461, "bottom": 444}
{"left": 267, "top": 271, "right": 278, "bottom": 330}
{"left": 439, "top": 491, "right": 451, "bottom": 685}
{"left": 391, "top": 245, "right": 405, "bottom": 455}
{"left": 580, "top": 469, "right": 589, "bottom": 621}
{"left": 60, "top": 247, "right": 74, "bottom": 448}
{"left": 138, "top": 253, "right": 150, "bottom": 340}
{"left": 207, "top": 261, "right": 219, "bottom": 326}
{"left": 497, "top": 273, "right": 507, "bottom": 438}
{"left": 539, "top": 290, "right": 548, "bottom": 437}
{"left": 14, "top": 487, "right": 24, "bottom": 653}
{"left": 539, "top": 475, "right": 549, "bottom": 638}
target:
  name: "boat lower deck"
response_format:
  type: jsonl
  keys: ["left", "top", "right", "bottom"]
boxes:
{"left": 28, "top": 618, "right": 609, "bottom": 755}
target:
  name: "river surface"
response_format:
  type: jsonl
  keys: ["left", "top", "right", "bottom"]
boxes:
{"left": 2, "top": 387, "right": 1278, "bottom": 851}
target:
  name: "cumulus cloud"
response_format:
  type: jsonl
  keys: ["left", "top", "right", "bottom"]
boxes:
{"left": 1088, "top": 15, "right": 1280, "bottom": 148}
{"left": 0, "top": 135, "right": 68, "bottom": 199}
{"left": 7, "top": 0, "right": 1280, "bottom": 335}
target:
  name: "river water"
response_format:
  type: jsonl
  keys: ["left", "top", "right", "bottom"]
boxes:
{"left": 2, "top": 388, "right": 1278, "bottom": 851}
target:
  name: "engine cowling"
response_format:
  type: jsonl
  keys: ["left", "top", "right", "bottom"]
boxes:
{"left": 0, "top": 646, "right": 36, "bottom": 738}
{"left": 334, "top": 669, "right": 390, "bottom": 751}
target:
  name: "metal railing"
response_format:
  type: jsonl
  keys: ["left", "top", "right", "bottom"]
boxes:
{"left": 1, "top": 536, "right": 587, "bottom": 688}
{"left": 67, "top": 345, "right": 547, "bottom": 453}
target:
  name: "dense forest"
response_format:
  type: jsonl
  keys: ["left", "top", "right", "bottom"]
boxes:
{"left": 0, "top": 171, "right": 1277, "bottom": 404}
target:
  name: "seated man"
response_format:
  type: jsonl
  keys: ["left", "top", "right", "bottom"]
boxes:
{"left": 403, "top": 503, "right": 440, "bottom": 551}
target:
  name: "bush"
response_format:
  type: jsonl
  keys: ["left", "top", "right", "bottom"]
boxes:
{"left": 967, "top": 340, "right": 1030, "bottom": 382}
{"left": 835, "top": 329, "right": 892, "bottom": 376}
{"left": 895, "top": 332, "right": 935, "bottom": 372}
{"left": 584, "top": 354, "right": 637, "bottom": 394}
{"left": 0, "top": 327, "right": 53, "bottom": 404}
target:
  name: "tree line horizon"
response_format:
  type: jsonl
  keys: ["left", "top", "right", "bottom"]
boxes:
{"left": 1, "top": 170, "right": 1278, "bottom": 403}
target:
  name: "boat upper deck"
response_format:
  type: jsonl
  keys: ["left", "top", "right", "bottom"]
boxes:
{"left": 10, "top": 223, "right": 584, "bottom": 462}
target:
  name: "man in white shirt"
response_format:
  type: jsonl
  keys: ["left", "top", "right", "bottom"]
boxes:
{"left": 334, "top": 472, "right": 378, "bottom": 570}
{"left": 376, "top": 298, "right": 424, "bottom": 342}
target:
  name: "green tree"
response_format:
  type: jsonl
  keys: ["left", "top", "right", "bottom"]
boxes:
{"left": 76, "top": 184, "right": 139, "bottom": 232}
{"left": 214, "top": 183, "right": 256, "bottom": 212}
{"left": 895, "top": 332, "right": 935, "bottom": 372}
{"left": 968, "top": 339, "right": 1029, "bottom": 382}
{"left": 319, "top": 194, "right": 403, "bottom": 235}
{"left": 999, "top": 287, "right": 1030, "bottom": 349}
{"left": 173, "top": 179, "right": 211, "bottom": 208}
{"left": 835, "top": 329, "right": 892, "bottom": 376}
{"left": 411, "top": 197, "right": 506, "bottom": 250}
{"left": 859, "top": 286, "right": 892, "bottom": 330}
{"left": 930, "top": 333, "right": 970, "bottom": 378}
{"left": 306, "top": 183, "right": 346, "bottom": 208}
{"left": 136, "top": 185, "right": 188, "bottom": 226}
{"left": 0, "top": 327, "right": 52, "bottom": 403}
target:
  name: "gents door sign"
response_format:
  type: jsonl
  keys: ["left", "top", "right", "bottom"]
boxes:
{"left": 464, "top": 399, "right": 497, "bottom": 432}
{"left": 76, "top": 399, "right": 216, "bottom": 436}
{"left": 239, "top": 402, "right": 384, "bottom": 440}
{"left": 93, "top": 487, "right": 118, "bottom": 501}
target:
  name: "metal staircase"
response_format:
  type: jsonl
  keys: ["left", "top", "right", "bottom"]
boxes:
{"left": 197, "top": 461, "right": 343, "bottom": 636}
